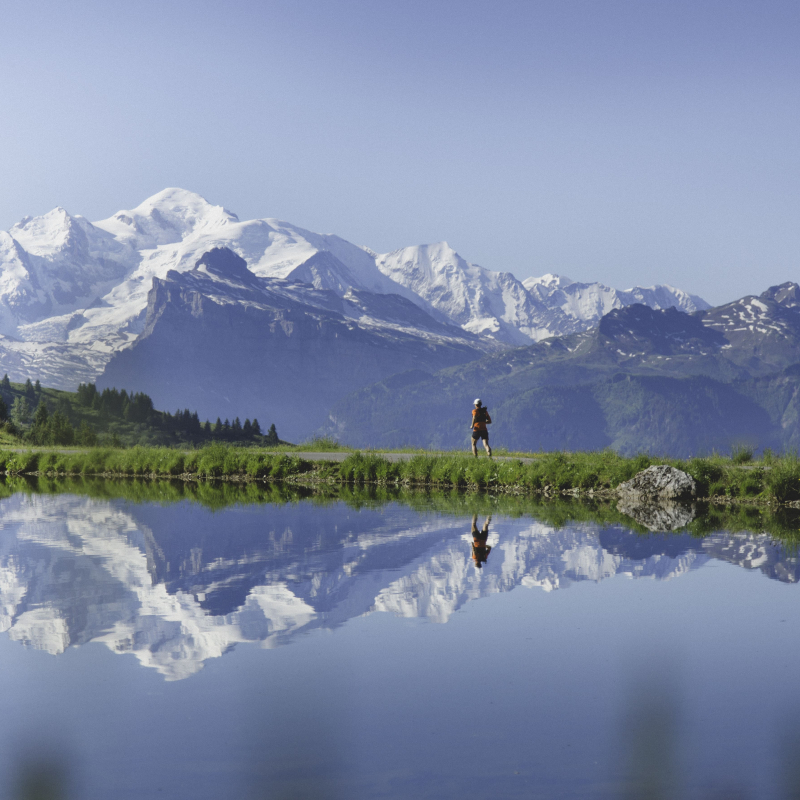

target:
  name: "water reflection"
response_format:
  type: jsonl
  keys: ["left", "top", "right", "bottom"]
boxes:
{"left": 0, "top": 489, "right": 797, "bottom": 682}
{"left": 616, "top": 497, "right": 697, "bottom": 532}
{"left": 470, "top": 514, "right": 492, "bottom": 569}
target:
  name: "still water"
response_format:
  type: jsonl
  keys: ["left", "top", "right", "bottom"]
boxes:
{"left": 0, "top": 484, "right": 798, "bottom": 798}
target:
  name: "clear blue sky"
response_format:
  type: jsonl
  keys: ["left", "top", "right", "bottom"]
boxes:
{"left": 1, "top": 0, "right": 798, "bottom": 304}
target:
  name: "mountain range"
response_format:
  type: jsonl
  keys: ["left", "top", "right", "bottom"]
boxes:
{"left": 0, "top": 188, "right": 723, "bottom": 444}
{"left": 5, "top": 189, "right": 800, "bottom": 453}
{"left": 0, "top": 188, "right": 708, "bottom": 352}
{"left": 326, "top": 282, "right": 800, "bottom": 455}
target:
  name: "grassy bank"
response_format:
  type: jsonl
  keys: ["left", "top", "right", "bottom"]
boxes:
{"left": 337, "top": 450, "right": 800, "bottom": 504}
{"left": 0, "top": 445, "right": 799, "bottom": 504}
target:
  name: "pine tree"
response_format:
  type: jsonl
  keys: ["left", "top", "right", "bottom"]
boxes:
{"left": 24, "top": 378, "right": 35, "bottom": 398}
{"left": 252, "top": 418, "right": 262, "bottom": 436}
{"left": 30, "top": 401, "right": 49, "bottom": 445}
{"left": 11, "top": 397, "right": 30, "bottom": 427}
{"left": 77, "top": 421, "right": 97, "bottom": 447}
{"left": 267, "top": 423, "right": 278, "bottom": 445}
{"left": 0, "top": 397, "right": 8, "bottom": 423}
{"left": 1, "top": 374, "right": 10, "bottom": 390}
{"left": 32, "top": 401, "right": 48, "bottom": 427}
{"left": 34, "top": 379, "right": 41, "bottom": 393}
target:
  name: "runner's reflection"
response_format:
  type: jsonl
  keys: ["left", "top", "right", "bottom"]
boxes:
{"left": 471, "top": 514, "right": 492, "bottom": 569}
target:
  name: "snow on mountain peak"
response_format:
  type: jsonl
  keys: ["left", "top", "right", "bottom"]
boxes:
{"left": 376, "top": 243, "right": 561, "bottom": 345}
{"left": 523, "top": 273, "right": 574, "bottom": 291}
{"left": 10, "top": 207, "right": 81, "bottom": 256}
{"left": 0, "top": 187, "right": 714, "bottom": 386}
{"left": 94, "top": 187, "right": 239, "bottom": 249}
{"left": 376, "top": 243, "right": 711, "bottom": 344}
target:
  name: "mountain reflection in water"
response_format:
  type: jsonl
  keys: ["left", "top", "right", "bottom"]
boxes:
{"left": 0, "top": 491, "right": 796, "bottom": 680}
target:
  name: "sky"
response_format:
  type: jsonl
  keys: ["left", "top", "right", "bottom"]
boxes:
{"left": 0, "top": 0, "right": 798, "bottom": 305}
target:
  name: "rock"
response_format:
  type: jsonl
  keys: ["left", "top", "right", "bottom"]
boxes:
{"left": 615, "top": 465, "right": 697, "bottom": 531}
{"left": 616, "top": 498, "right": 697, "bottom": 532}
{"left": 616, "top": 465, "right": 696, "bottom": 502}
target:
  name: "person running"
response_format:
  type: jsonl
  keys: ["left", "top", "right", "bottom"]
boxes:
{"left": 471, "top": 514, "right": 492, "bottom": 569}
{"left": 470, "top": 398, "right": 492, "bottom": 457}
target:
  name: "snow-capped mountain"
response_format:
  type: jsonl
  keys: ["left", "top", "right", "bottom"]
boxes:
{"left": 0, "top": 188, "right": 709, "bottom": 390}
{"left": 98, "top": 248, "right": 485, "bottom": 440}
{"left": 376, "top": 243, "right": 709, "bottom": 345}
{"left": 523, "top": 273, "right": 709, "bottom": 337}
{"left": 375, "top": 242, "right": 548, "bottom": 345}
{"left": 0, "top": 493, "right": 794, "bottom": 680}
{"left": 0, "top": 190, "right": 432, "bottom": 365}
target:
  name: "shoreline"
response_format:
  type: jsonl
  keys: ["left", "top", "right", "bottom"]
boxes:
{"left": 0, "top": 445, "right": 797, "bottom": 507}
{"left": 4, "top": 467, "right": 799, "bottom": 510}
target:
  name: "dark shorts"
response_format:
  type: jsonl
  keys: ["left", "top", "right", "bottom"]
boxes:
{"left": 472, "top": 429, "right": 489, "bottom": 441}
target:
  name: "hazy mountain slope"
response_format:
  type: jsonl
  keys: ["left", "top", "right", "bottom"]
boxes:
{"left": 326, "top": 369, "right": 781, "bottom": 456}
{"left": 323, "top": 283, "right": 800, "bottom": 455}
{"left": 736, "top": 364, "right": 800, "bottom": 452}
{"left": 98, "top": 248, "right": 486, "bottom": 441}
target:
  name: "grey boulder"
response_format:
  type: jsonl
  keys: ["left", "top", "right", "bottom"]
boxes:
{"left": 616, "top": 465, "right": 697, "bottom": 502}
{"left": 615, "top": 465, "right": 697, "bottom": 532}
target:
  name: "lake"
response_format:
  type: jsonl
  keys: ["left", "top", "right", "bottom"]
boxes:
{"left": 0, "top": 481, "right": 798, "bottom": 799}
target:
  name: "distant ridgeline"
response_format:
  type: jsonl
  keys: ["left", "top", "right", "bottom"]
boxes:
{"left": 0, "top": 376, "right": 281, "bottom": 448}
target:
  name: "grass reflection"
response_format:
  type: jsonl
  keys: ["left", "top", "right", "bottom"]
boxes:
{"left": 1, "top": 474, "right": 800, "bottom": 546}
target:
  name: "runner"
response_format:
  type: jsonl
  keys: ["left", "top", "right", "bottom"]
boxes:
{"left": 470, "top": 398, "right": 492, "bottom": 458}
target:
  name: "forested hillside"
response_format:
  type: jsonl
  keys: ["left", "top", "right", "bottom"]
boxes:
{"left": 0, "top": 376, "right": 282, "bottom": 448}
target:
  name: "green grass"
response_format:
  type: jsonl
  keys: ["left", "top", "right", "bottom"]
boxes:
{"left": 0, "top": 445, "right": 315, "bottom": 482}
{"left": 317, "top": 448, "right": 800, "bottom": 504}
{"left": 3, "top": 444, "right": 800, "bottom": 505}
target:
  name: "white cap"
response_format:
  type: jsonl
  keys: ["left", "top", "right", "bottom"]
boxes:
{"left": 474, "top": 398, "right": 481, "bottom": 405}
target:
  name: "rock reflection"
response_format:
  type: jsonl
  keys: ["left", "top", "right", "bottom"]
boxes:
{"left": 616, "top": 498, "right": 697, "bottom": 532}
{"left": 0, "top": 493, "right": 797, "bottom": 680}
